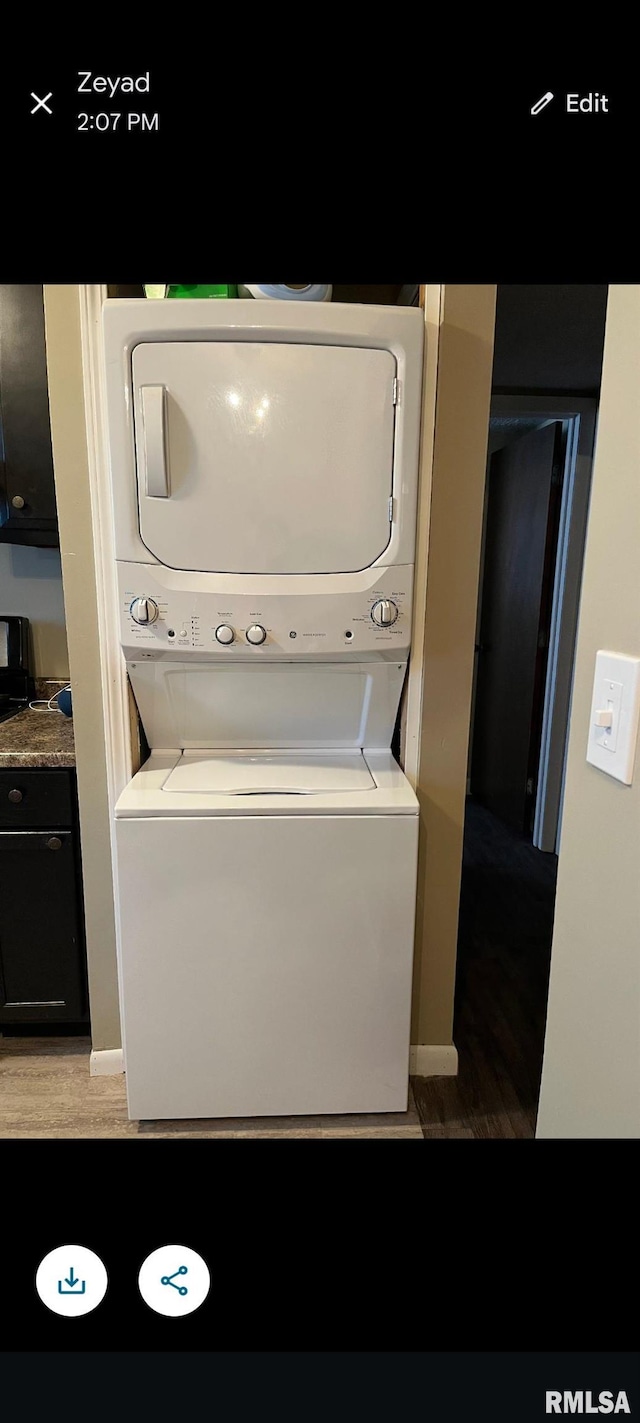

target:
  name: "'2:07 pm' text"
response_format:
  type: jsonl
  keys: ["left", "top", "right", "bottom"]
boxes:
{"left": 77, "top": 112, "right": 159, "bottom": 132}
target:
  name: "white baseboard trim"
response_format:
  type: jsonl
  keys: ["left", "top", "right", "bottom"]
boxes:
{"left": 90, "top": 1048, "right": 125, "bottom": 1077}
{"left": 410, "top": 1044, "right": 458, "bottom": 1077}
{"left": 89, "top": 1044, "right": 454, "bottom": 1079}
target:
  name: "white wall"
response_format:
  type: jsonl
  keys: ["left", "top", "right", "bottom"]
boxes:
{"left": 537, "top": 285, "right": 640, "bottom": 1138}
{"left": 409, "top": 285, "right": 496, "bottom": 1054}
{"left": 44, "top": 286, "right": 121, "bottom": 1052}
{"left": 0, "top": 543, "right": 69, "bottom": 677}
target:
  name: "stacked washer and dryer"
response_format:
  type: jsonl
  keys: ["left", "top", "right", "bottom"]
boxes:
{"left": 103, "top": 299, "right": 424, "bottom": 1120}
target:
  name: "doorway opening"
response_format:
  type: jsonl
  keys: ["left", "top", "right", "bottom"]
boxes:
{"left": 456, "top": 394, "right": 599, "bottom": 1133}
{"left": 471, "top": 397, "right": 598, "bottom": 852}
{"left": 414, "top": 284, "right": 609, "bottom": 1136}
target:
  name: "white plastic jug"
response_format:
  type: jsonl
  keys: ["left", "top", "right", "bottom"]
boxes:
{"left": 238, "top": 284, "right": 332, "bottom": 301}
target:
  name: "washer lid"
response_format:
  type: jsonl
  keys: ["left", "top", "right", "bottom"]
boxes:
{"left": 162, "top": 750, "right": 376, "bottom": 796}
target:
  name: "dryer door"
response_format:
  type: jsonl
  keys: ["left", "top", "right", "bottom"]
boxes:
{"left": 132, "top": 341, "right": 396, "bottom": 574}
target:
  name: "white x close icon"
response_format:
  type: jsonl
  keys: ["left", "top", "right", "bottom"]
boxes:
{"left": 30, "top": 92, "right": 53, "bottom": 115}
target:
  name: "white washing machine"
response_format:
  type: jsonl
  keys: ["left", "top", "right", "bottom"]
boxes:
{"left": 103, "top": 299, "right": 424, "bottom": 1120}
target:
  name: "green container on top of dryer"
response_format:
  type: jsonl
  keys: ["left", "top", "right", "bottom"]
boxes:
{"left": 166, "top": 284, "right": 238, "bottom": 299}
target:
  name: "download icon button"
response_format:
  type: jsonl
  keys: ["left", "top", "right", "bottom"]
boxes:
{"left": 58, "top": 1264, "right": 86, "bottom": 1295}
{"left": 36, "top": 1245, "right": 108, "bottom": 1316}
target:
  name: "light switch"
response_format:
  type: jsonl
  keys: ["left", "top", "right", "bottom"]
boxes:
{"left": 593, "top": 679, "right": 621, "bottom": 752}
{"left": 586, "top": 651, "right": 640, "bottom": 784}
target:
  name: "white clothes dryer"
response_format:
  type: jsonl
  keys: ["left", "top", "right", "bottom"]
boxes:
{"left": 103, "top": 299, "right": 424, "bottom": 1120}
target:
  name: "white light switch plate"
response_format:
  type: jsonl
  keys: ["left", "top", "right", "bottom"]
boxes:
{"left": 586, "top": 651, "right": 640, "bottom": 784}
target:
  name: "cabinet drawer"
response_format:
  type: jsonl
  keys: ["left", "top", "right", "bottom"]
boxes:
{"left": 0, "top": 769, "right": 73, "bottom": 827}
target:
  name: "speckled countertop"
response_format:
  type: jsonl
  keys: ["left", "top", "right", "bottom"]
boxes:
{"left": 0, "top": 680, "right": 75, "bottom": 768}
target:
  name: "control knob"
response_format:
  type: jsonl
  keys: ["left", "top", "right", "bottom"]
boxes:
{"left": 130, "top": 597, "right": 159, "bottom": 625}
{"left": 371, "top": 599, "right": 399, "bottom": 627}
{"left": 246, "top": 625, "right": 267, "bottom": 645}
{"left": 215, "top": 625, "right": 235, "bottom": 645}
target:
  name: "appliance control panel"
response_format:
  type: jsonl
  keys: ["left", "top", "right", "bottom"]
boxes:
{"left": 118, "top": 565, "right": 414, "bottom": 660}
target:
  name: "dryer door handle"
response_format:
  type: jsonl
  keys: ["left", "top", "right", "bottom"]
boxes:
{"left": 141, "top": 385, "right": 170, "bottom": 498}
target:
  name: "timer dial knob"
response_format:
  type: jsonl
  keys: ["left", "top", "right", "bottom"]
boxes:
{"left": 246, "top": 625, "right": 267, "bottom": 645}
{"left": 215, "top": 624, "right": 235, "bottom": 645}
{"left": 371, "top": 599, "right": 399, "bottom": 627}
{"left": 130, "top": 597, "right": 159, "bottom": 625}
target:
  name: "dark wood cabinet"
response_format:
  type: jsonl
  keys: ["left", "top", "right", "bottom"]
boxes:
{"left": 0, "top": 284, "right": 59, "bottom": 547}
{"left": 0, "top": 769, "right": 87, "bottom": 1024}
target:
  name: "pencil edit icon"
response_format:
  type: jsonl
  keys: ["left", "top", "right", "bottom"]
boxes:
{"left": 531, "top": 92, "right": 554, "bottom": 115}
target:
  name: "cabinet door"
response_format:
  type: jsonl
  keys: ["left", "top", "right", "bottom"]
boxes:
{"left": 0, "top": 831, "right": 85, "bottom": 1022}
{"left": 0, "top": 285, "right": 58, "bottom": 547}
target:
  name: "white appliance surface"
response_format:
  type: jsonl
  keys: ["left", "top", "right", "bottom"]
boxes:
{"left": 162, "top": 750, "right": 375, "bottom": 795}
{"left": 126, "top": 660, "right": 407, "bottom": 751}
{"left": 104, "top": 299, "right": 424, "bottom": 1121}
{"left": 103, "top": 301, "right": 424, "bottom": 576}
{"left": 116, "top": 749, "right": 418, "bottom": 817}
{"left": 133, "top": 341, "right": 396, "bottom": 576}
{"left": 116, "top": 808, "right": 419, "bottom": 1119}
{"left": 117, "top": 561, "right": 414, "bottom": 661}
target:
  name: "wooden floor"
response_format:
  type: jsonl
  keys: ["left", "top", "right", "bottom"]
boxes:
{"left": 0, "top": 799, "right": 556, "bottom": 1140}
{"left": 0, "top": 1036, "right": 423, "bottom": 1138}
{"left": 413, "top": 798, "right": 558, "bottom": 1138}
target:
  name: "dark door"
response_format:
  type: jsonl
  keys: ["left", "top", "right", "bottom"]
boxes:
{"left": 0, "top": 830, "right": 85, "bottom": 1022}
{"left": 471, "top": 422, "right": 563, "bottom": 832}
